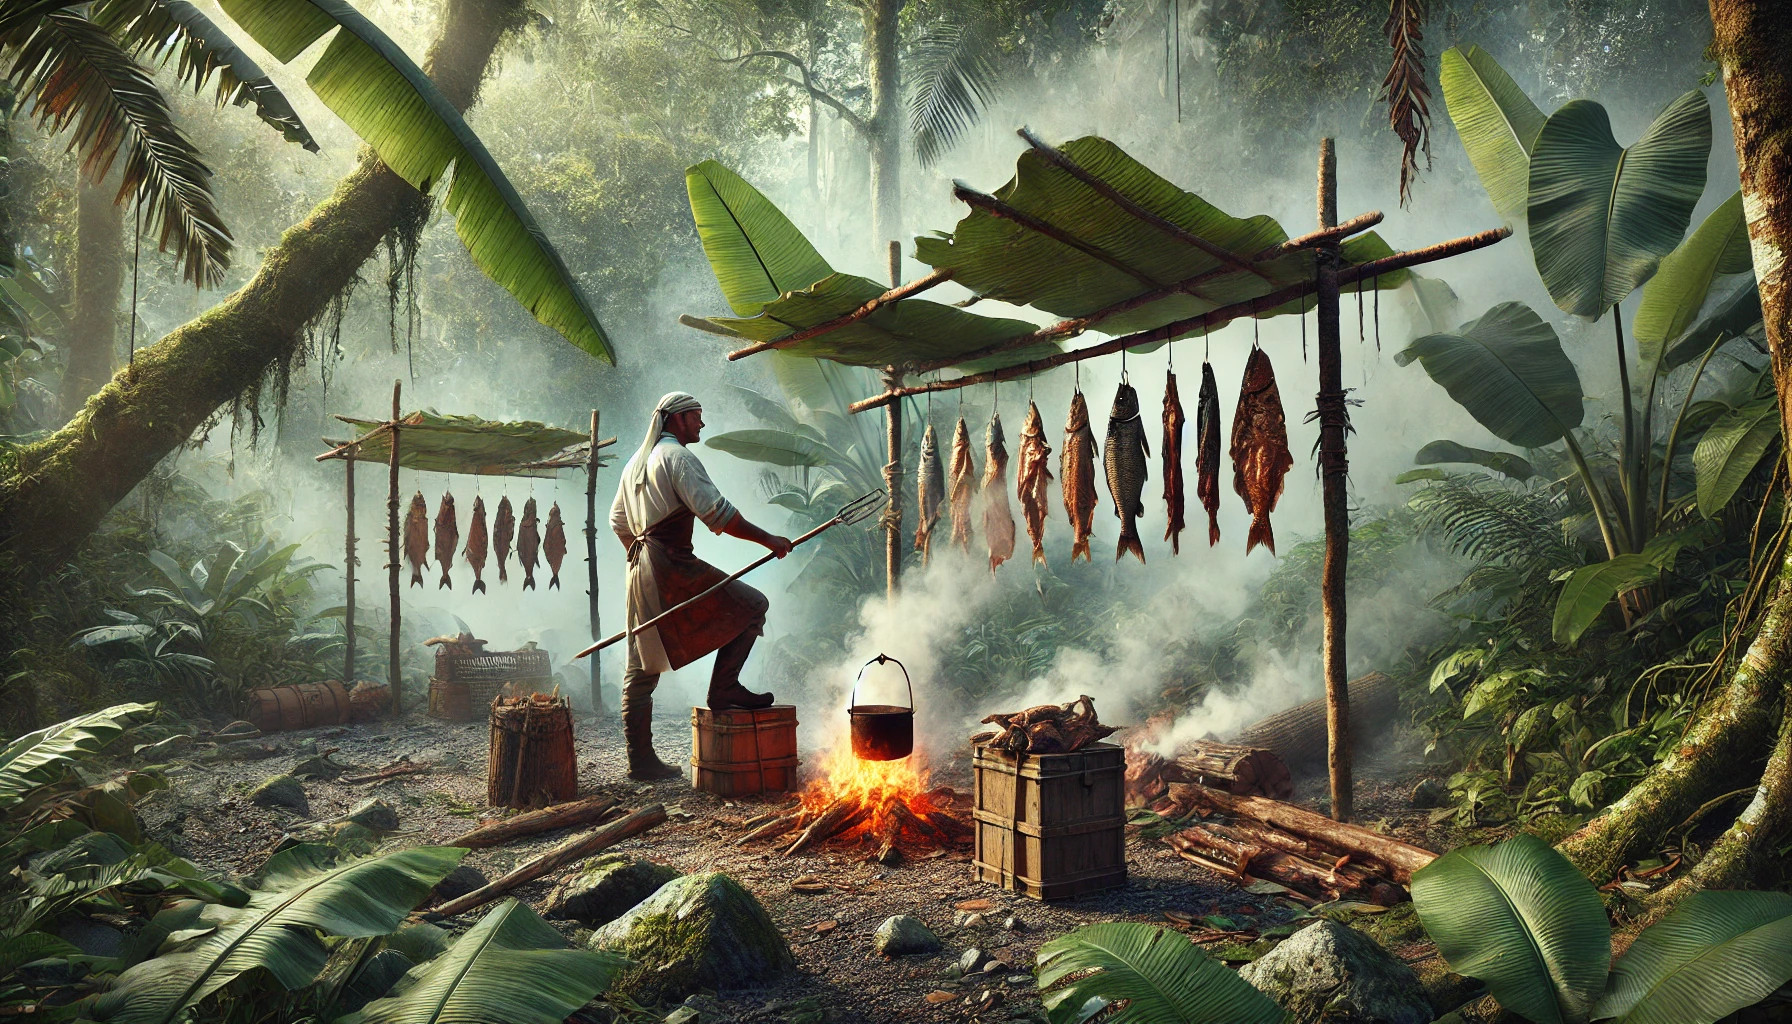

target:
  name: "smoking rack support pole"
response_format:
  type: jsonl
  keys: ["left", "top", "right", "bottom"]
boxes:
{"left": 387, "top": 380, "right": 403, "bottom": 714}
{"left": 883, "top": 240, "right": 904, "bottom": 601}
{"left": 585, "top": 408, "right": 604, "bottom": 717}
{"left": 344, "top": 451, "right": 356, "bottom": 687}
{"left": 1316, "top": 139, "right": 1353, "bottom": 822}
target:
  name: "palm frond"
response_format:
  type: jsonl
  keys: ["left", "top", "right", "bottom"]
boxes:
{"left": 6, "top": 11, "right": 231, "bottom": 286}
{"left": 1409, "top": 472, "right": 1575, "bottom": 566}
{"left": 907, "top": 18, "right": 1002, "bottom": 168}
{"left": 1379, "top": 0, "right": 1431, "bottom": 207}
{"left": 94, "top": 0, "right": 317, "bottom": 151}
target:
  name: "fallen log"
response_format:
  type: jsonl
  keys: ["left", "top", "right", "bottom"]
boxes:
{"left": 1172, "top": 822, "right": 1407, "bottom": 905}
{"left": 427, "top": 804, "right": 666, "bottom": 919}
{"left": 1234, "top": 671, "right": 1397, "bottom": 768}
{"left": 1182, "top": 785, "right": 1437, "bottom": 883}
{"left": 1216, "top": 815, "right": 1397, "bottom": 882}
{"left": 1159, "top": 742, "right": 1293, "bottom": 800}
{"left": 446, "top": 794, "right": 619, "bottom": 849}
{"left": 342, "top": 759, "right": 431, "bottom": 786}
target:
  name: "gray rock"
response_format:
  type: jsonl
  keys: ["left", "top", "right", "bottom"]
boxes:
{"left": 1240, "top": 920, "right": 1432, "bottom": 1024}
{"left": 873, "top": 915, "right": 941, "bottom": 956}
{"left": 545, "top": 854, "right": 680, "bottom": 926}
{"left": 1002, "top": 915, "right": 1024, "bottom": 932}
{"left": 1409, "top": 778, "right": 1446, "bottom": 809}
{"left": 958, "top": 948, "right": 988, "bottom": 975}
{"left": 590, "top": 872, "right": 792, "bottom": 1002}
{"left": 248, "top": 774, "right": 308, "bottom": 814}
{"left": 431, "top": 865, "right": 488, "bottom": 903}
{"left": 663, "top": 1010, "right": 699, "bottom": 1024}
{"left": 953, "top": 910, "right": 987, "bottom": 929}
{"left": 336, "top": 798, "right": 398, "bottom": 832}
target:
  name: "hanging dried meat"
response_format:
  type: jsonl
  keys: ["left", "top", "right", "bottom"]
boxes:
{"left": 915, "top": 423, "right": 944, "bottom": 565}
{"left": 1061, "top": 391, "right": 1099, "bottom": 562}
{"left": 949, "top": 417, "right": 977, "bottom": 551}
{"left": 983, "top": 413, "right": 1015, "bottom": 572}
{"left": 1163, "top": 370, "right": 1186, "bottom": 554}
{"left": 1104, "top": 381, "right": 1149, "bottom": 564}
{"left": 434, "top": 491, "right": 458, "bottom": 590}
{"left": 493, "top": 496, "right": 515, "bottom": 585}
{"left": 545, "top": 502, "right": 567, "bottom": 589}
{"left": 517, "top": 497, "right": 541, "bottom": 590}
{"left": 1197, "top": 361, "right": 1223, "bottom": 547}
{"left": 403, "top": 492, "right": 429, "bottom": 588}
{"left": 1015, "top": 401, "right": 1054, "bottom": 565}
{"left": 464, "top": 496, "right": 489, "bottom": 594}
{"left": 1230, "top": 348, "right": 1293, "bottom": 555}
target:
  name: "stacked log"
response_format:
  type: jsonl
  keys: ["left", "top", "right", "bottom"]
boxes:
{"left": 487, "top": 693, "right": 577, "bottom": 809}
{"left": 1233, "top": 671, "right": 1397, "bottom": 768}
{"left": 1126, "top": 741, "right": 1293, "bottom": 804}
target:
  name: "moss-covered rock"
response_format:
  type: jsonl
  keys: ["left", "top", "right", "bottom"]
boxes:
{"left": 1240, "top": 920, "right": 1431, "bottom": 1024}
{"left": 546, "top": 854, "right": 680, "bottom": 926}
{"left": 248, "top": 774, "right": 307, "bottom": 813}
{"left": 589, "top": 872, "right": 792, "bottom": 1002}
{"left": 873, "top": 914, "right": 941, "bottom": 956}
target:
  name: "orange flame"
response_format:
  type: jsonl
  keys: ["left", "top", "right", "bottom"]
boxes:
{"left": 799, "top": 745, "right": 943, "bottom": 842}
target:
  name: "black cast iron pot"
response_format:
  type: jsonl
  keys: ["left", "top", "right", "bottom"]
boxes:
{"left": 849, "top": 653, "right": 913, "bottom": 761}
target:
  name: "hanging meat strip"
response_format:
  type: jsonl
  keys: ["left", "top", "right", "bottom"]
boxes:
{"left": 1197, "top": 361, "right": 1223, "bottom": 547}
{"left": 1163, "top": 370, "right": 1186, "bottom": 554}
{"left": 949, "top": 417, "right": 977, "bottom": 551}
{"left": 1015, "top": 401, "right": 1054, "bottom": 565}
{"left": 983, "top": 413, "right": 1015, "bottom": 572}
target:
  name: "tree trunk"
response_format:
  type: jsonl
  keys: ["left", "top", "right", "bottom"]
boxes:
{"left": 59, "top": 178, "right": 124, "bottom": 419}
{"left": 0, "top": 0, "right": 526, "bottom": 583}
{"left": 863, "top": 0, "right": 902, "bottom": 256}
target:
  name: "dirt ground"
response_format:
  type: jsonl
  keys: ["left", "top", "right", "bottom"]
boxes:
{"left": 137, "top": 703, "right": 1446, "bottom": 1023}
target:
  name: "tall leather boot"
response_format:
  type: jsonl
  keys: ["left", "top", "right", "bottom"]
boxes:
{"left": 707, "top": 628, "right": 774, "bottom": 711}
{"left": 623, "top": 704, "right": 682, "bottom": 781}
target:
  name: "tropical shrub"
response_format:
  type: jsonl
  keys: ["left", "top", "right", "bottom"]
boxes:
{"left": 1034, "top": 921, "right": 1286, "bottom": 1024}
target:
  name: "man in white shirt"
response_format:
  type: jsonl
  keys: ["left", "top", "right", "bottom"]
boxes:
{"left": 610, "top": 392, "right": 792, "bottom": 781}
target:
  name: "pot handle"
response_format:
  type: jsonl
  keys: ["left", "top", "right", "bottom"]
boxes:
{"left": 850, "top": 653, "right": 913, "bottom": 711}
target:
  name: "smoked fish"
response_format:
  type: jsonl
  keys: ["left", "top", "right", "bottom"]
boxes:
{"left": 1016, "top": 401, "right": 1054, "bottom": 565}
{"left": 518, "top": 497, "right": 541, "bottom": 591}
{"left": 915, "top": 424, "right": 944, "bottom": 565}
{"left": 403, "top": 492, "right": 429, "bottom": 588}
{"left": 983, "top": 413, "right": 1016, "bottom": 572}
{"left": 464, "top": 496, "right": 489, "bottom": 594}
{"left": 1163, "top": 370, "right": 1186, "bottom": 554}
{"left": 949, "top": 417, "right": 977, "bottom": 552}
{"left": 1061, "top": 391, "right": 1099, "bottom": 562}
{"left": 1230, "top": 348, "right": 1293, "bottom": 555}
{"left": 434, "top": 492, "right": 458, "bottom": 589}
{"left": 544, "top": 502, "right": 567, "bottom": 590}
{"left": 1196, "top": 362, "right": 1222, "bottom": 547}
{"left": 1104, "top": 381, "right": 1150, "bottom": 564}
{"left": 493, "top": 497, "right": 515, "bottom": 584}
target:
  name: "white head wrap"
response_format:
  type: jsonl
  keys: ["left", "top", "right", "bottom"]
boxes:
{"left": 631, "top": 392, "right": 702, "bottom": 491}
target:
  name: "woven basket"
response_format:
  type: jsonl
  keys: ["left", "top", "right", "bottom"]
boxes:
{"left": 487, "top": 694, "right": 576, "bottom": 808}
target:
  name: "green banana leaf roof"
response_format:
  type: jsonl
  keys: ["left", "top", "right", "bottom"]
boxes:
{"left": 322, "top": 410, "right": 615, "bottom": 477}
{"left": 913, "top": 135, "right": 1409, "bottom": 337}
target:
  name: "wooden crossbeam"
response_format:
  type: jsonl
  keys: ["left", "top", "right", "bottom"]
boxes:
{"left": 846, "top": 226, "right": 1510, "bottom": 414}
{"left": 720, "top": 268, "right": 956, "bottom": 360}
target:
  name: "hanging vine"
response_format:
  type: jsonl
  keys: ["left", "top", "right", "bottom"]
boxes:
{"left": 1380, "top": 0, "right": 1432, "bottom": 206}
{"left": 384, "top": 194, "right": 430, "bottom": 377}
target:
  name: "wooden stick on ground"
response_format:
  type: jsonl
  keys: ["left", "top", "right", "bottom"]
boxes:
{"left": 428, "top": 804, "right": 667, "bottom": 919}
{"left": 1183, "top": 785, "right": 1437, "bottom": 883}
{"left": 446, "top": 794, "right": 619, "bottom": 849}
{"left": 739, "top": 812, "right": 805, "bottom": 846}
{"left": 342, "top": 760, "right": 431, "bottom": 786}
{"left": 786, "top": 798, "right": 864, "bottom": 856}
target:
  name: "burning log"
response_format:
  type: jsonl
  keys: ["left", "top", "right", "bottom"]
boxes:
{"left": 1233, "top": 671, "right": 1397, "bottom": 768}
{"left": 446, "top": 794, "right": 619, "bottom": 849}
{"left": 786, "top": 798, "right": 862, "bottom": 856}
{"left": 888, "top": 794, "right": 952, "bottom": 845}
{"left": 1182, "top": 784, "right": 1437, "bottom": 883}
{"left": 428, "top": 804, "right": 667, "bottom": 919}
{"left": 739, "top": 812, "right": 805, "bottom": 846}
{"left": 978, "top": 695, "right": 1117, "bottom": 755}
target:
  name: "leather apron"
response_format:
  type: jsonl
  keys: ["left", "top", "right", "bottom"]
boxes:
{"left": 625, "top": 506, "right": 765, "bottom": 673}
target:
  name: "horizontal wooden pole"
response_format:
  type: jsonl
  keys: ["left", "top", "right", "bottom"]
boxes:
{"left": 719, "top": 268, "right": 956, "bottom": 360}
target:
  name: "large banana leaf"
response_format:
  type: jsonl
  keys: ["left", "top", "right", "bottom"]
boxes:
{"left": 1662, "top": 275, "right": 1761, "bottom": 371}
{"left": 1395, "top": 301, "right": 1584, "bottom": 448}
{"left": 685, "top": 160, "right": 832, "bottom": 317}
{"left": 1411, "top": 834, "right": 1610, "bottom": 1024}
{"left": 1439, "top": 44, "right": 1545, "bottom": 219}
{"left": 0, "top": 702, "right": 156, "bottom": 811}
{"left": 1415, "top": 439, "right": 1535, "bottom": 481}
{"left": 1635, "top": 191, "right": 1752, "bottom": 371}
{"left": 1035, "top": 922, "right": 1287, "bottom": 1024}
{"left": 341, "top": 899, "right": 626, "bottom": 1024}
{"left": 1594, "top": 890, "right": 1792, "bottom": 1024}
{"left": 1692, "top": 397, "right": 1779, "bottom": 519}
{"left": 705, "top": 428, "right": 845, "bottom": 469}
{"left": 1552, "top": 554, "right": 1659, "bottom": 645}
{"left": 86, "top": 845, "right": 465, "bottom": 1024}
{"left": 1527, "top": 91, "right": 1711, "bottom": 318}
{"left": 215, "top": 0, "right": 610, "bottom": 362}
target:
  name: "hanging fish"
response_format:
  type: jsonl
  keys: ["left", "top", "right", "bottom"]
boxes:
{"left": 403, "top": 492, "right": 430, "bottom": 588}
{"left": 1197, "top": 361, "right": 1223, "bottom": 547}
{"left": 1104, "top": 381, "right": 1150, "bottom": 564}
{"left": 493, "top": 496, "right": 515, "bottom": 584}
{"left": 1231, "top": 348, "right": 1294, "bottom": 555}
{"left": 517, "top": 497, "right": 541, "bottom": 590}
{"left": 983, "top": 413, "right": 1016, "bottom": 572}
{"left": 1061, "top": 391, "right": 1099, "bottom": 562}
{"left": 464, "top": 496, "right": 489, "bottom": 594}
{"left": 949, "top": 417, "right": 978, "bottom": 552}
{"left": 545, "top": 502, "right": 567, "bottom": 590}
{"left": 1016, "top": 401, "right": 1054, "bottom": 566}
{"left": 434, "top": 492, "right": 458, "bottom": 589}
{"left": 915, "top": 423, "right": 945, "bottom": 565}
{"left": 1163, "top": 370, "right": 1187, "bottom": 554}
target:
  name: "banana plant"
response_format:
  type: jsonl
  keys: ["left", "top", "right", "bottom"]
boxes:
{"left": 0, "top": 702, "right": 155, "bottom": 814}
{"left": 1034, "top": 922, "right": 1287, "bottom": 1024}
{"left": 1402, "top": 47, "right": 1769, "bottom": 643}
{"left": 1412, "top": 834, "right": 1792, "bottom": 1024}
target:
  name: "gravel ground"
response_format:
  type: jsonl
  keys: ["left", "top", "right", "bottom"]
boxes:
{"left": 137, "top": 705, "right": 1445, "bottom": 1023}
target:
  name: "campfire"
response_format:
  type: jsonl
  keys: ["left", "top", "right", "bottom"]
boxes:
{"left": 737, "top": 745, "right": 971, "bottom": 860}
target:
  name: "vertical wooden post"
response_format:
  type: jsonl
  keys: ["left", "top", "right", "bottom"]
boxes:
{"left": 387, "top": 380, "right": 403, "bottom": 714}
{"left": 585, "top": 409, "right": 604, "bottom": 716}
{"left": 1315, "top": 139, "right": 1352, "bottom": 821}
{"left": 344, "top": 454, "right": 356, "bottom": 685}
{"left": 882, "top": 240, "right": 904, "bottom": 600}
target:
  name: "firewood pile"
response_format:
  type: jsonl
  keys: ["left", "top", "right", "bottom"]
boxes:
{"left": 1151, "top": 783, "right": 1436, "bottom": 905}
{"left": 1124, "top": 740, "right": 1293, "bottom": 803}
{"left": 969, "top": 694, "right": 1117, "bottom": 754}
{"left": 735, "top": 784, "right": 973, "bottom": 862}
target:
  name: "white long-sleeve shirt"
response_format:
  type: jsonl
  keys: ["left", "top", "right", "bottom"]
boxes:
{"left": 610, "top": 434, "right": 738, "bottom": 542}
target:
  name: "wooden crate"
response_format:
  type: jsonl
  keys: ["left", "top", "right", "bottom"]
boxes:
{"left": 691, "top": 705, "right": 800, "bottom": 797}
{"left": 973, "top": 742, "right": 1127, "bottom": 900}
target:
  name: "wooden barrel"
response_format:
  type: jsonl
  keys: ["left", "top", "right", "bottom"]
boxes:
{"left": 691, "top": 705, "right": 799, "bottom": 797}
{"left": 245, "top": 680, "right": 351, "bottom": 733}
{"left": 487, "top": 694, "right": 577, "bottom": 808}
